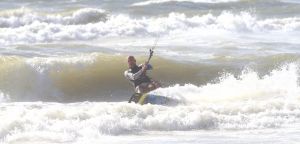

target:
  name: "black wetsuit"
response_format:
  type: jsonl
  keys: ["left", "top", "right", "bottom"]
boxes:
{"left": 124, "top": 65, "right": 151, "bottom": 88}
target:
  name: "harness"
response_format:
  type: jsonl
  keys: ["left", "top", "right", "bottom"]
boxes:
{"left": 129, "top": 65, "right": 151, "bottom": 87}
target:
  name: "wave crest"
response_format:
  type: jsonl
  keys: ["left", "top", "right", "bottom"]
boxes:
{"left": 1, "top": 10, "right": 300, "bottom": 45}
{"left": 0, "top": 8, "right": 107, "bottom": 28}
{"left": 132, "top": 0, "right": 240, "bottom": 6}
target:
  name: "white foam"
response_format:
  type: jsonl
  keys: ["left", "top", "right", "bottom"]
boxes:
{"left": 280, "top": 0, "right": 300, "bottom": 4}
{"left": 0, "top": 8, "right": 107, "bottom": 28}
{"left": 153, "top": 63, "right": 300, "bottom": 105}
{"left": 132, "top": 0, "right": 240, "bottom": 6}
{"left": 151, "top": 63, "right": 300, "bottom": 128}
{"left": 1, "top": 10, "right": 300, "bottom": 46}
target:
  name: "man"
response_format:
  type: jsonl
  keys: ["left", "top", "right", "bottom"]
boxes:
{"left": 124, "top": 56, "right": 160, "bottom": 94}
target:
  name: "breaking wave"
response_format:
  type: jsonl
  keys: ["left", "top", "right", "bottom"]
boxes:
{"left": 1, "top": 8, "right": 300, "bottom": 45}
{"left": 1, "top": 63, "right": 300, "bottom": 143}
{"left": 132, "top": 0, "right": 240, "bottom": 6}
{"left": 0, "top": 8, "right": 107, "bottom": 28}
{"left": 0, "top": 52, "right": 299, "bottom": 102}
{"left": 280, "top": 0, "right": 300, "bottom": 4}
{"left": 0, "top": 53, "right": 219, "bottom": 102}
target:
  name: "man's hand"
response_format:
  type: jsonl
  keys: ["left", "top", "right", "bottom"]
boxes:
{"left": 142, "top": 61, "right": 149, "bottom": 73}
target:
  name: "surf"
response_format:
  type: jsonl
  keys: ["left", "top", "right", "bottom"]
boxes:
{"left": 1, "top": 9, "right": 300, "bottom": 46}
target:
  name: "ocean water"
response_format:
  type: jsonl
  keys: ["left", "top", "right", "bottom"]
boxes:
{"left": 1, "top": 0, "right": 300, "bottom": 143}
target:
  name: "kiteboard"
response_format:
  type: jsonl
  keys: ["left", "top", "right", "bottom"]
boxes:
{"left": 129, "top": 93, "right": 178, "bottom": 105}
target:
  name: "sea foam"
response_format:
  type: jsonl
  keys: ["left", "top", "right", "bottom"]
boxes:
{"left": 132, "top": 0, "right": 240, "bottom": 6}
{"left": 1, "top": 9, "right": 300, "bottom": 45}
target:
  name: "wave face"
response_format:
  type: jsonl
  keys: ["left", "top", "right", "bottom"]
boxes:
{"left": 0, "top": 52, "right": 299, "bottom": 102}
{"left": 0, "top": 54, "right": 223, "bottom": 102}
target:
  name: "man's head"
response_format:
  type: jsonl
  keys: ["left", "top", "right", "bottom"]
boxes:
{"left": 127, "top": 56, "right": 137, "bottom": 68}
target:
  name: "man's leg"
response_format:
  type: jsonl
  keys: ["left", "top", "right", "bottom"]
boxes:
{"left": 136, "top": 83, "right": 150, "bottom": 93}
{"left": 145, "top": 81, "right": 160, "bottom": 93}
{"left": 136, "top": 81, "right": 161, "bottom": 94}
{"left": 149, "top": 79, "right": 161, "bottom": 90}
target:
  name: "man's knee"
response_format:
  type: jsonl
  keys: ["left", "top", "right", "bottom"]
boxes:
{"left": 135, "top": 86, "right": 143, "bottom": 93}
{"left": 151, "top": 80, "right": 161, "bottom": 88}
{"left": 136, "top": 81, "right": 160, "bottom": 94}
{"left": 135, "top": 84, "right": 148, "bottom": 93}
